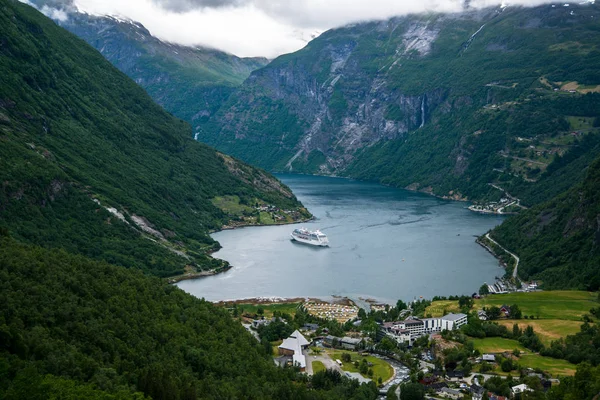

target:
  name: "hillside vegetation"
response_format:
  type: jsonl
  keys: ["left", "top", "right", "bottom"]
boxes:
{"left": 196, "top": 2, "right": 600, "bottom": 288}
{"left": 199, "top": 3, "right": 600, "bottom": 203}
{"left": 0, "top": 235, "right": 379, "bottom": 399}
{"left": 51, "top": 7, "right": 268, "bottom": 125}
{"left": 0, "top": 2, "right": 380, "bottom": 399}
{"left": 0, "top": 0, "right": 306, "bottom": 278}
{"left": 491, "top": 158, "right": 600, "bottom": 289}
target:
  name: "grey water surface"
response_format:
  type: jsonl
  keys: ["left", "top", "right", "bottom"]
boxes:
{"left": 176, "top": 174, "right": 506, "bottom": 304}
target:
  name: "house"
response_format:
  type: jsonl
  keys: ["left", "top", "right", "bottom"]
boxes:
{"left": 381, "top": 312, "right": 468, "bottom": 343}
{"left": 340, "top": 336, "right": 362, "bottom": 350}
{"left": 323, "top": 335, "right": 338, "bottom": 347}
{"left": 482, "top": 354, "right": 496, "bottom": 362}
{"left": 438, "top": 387, "right": 462, "bottom": 399}
{"left": 500, "top": 305, "right": 511, "bottom": 317}
{"left": 478, "top": 310, "right": 488, "bottom": 321}
{"left": 429, "top": 382, "right": 448, "bottom": 390}
{"left": 440, "top": 313, "right": 468, "bottom": 330}
{"left": 511, "top": 384, "right": 532, "bottom": 395}
{"left": 471, "top": 384, "right": 485, "bottom": 400}
{"left": 446, "top": 370, "right": 465, "bottom": 380}
{"left": 278, "top": 330, "right": 310, "bottom": 371}
{"left": 302, "top": 323, "right": 319, "bottom": 331}
{"left": 251, "top": 317, "right": 273, "bottom": 329}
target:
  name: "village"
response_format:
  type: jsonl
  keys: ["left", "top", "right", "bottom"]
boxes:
{"left": 220, "top": 289, "right": 583, "bottom": 400}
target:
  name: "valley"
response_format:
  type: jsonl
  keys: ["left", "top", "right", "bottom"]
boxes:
{"left": 1, "top": 0, "right": 599, "bottom": 399}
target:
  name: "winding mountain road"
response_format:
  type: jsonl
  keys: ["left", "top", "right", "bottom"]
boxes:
{"left": 485, "top": 233, "right": 520, "bottom": 279}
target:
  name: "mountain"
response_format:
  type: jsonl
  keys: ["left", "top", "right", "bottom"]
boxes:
{"left": 490, "top": 156, "right": 600, "bottom": 290}
{"left": 0, "top": 0, "right": 307, "bottom": 278}
{"left": 0, "top": 233, "right": 381, "bottom": 400}
{"left": 198, "top": 3, "right": 600, "bottom": 204}
{"left": 31, "top": 0, "right": 268, "bottom": 126}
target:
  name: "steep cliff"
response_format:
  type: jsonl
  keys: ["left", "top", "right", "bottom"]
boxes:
{"left": 199, "top": 3, "right": 600, "bottom": 202}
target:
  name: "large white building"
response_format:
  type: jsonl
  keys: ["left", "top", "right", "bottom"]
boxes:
{"left": 382, "top": 313, "right": 468, "bottom": 344}
{"left": 278, "top": 330, "right": 310, "bottom": 370}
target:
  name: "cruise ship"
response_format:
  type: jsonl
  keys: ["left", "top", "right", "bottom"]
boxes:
{"left": 290, "top": 228, "right": 329, "bottom": 247}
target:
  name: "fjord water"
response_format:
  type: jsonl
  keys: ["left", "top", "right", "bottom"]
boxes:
{"left": 177, "top": 175, "right": 505, "bottom": 303}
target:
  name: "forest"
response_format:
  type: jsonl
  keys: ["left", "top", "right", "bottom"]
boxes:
{"left": 0, "top": 0, "right": 306, "bottom": 278}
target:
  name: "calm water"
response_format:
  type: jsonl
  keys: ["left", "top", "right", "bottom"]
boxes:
{"left": 177, "top": 175, "right": 506, "bottom": 304}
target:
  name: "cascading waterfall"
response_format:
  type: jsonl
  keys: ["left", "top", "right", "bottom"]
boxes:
{"left": 419, "top": 96, "right": 426, "bottom": 128}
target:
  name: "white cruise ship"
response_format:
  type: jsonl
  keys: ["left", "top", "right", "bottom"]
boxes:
{"left": 290, "top": 228, "right": 329, "bottom": 247}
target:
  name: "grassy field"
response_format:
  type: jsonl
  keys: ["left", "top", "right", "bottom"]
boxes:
{"left": 474, "top": 291, "right": 597, "bottom": 321}
{"left": 272, "top": 340, "right": 283, "bottom": 357}
{"left": 211, "top": 195, "right": 253, "bottom": 215}
{"left": 312, "top": 361, "right": 326, "bottom": 374}
{"left": 472, "top": 337, "right": 528, "bottom": 354}
{"left": 473, "top": 338, "right": 577, "bottom": 376}
{"left": 424, "top": 290, "right": 598, "bottom": 320}
{"left": 425, "top": 300, "right": 462, "bottom": 317}
{"left": 327, "top": 350, "right": 393, "bottom": 383}
{"left": 232, "top": 302, "right": 301, "bottom": 318}
{"left": 495, "top": 319, "right": 583, "bottom": 346}
{"left": 519, "top": 354, "right": 576, "bottom": 376}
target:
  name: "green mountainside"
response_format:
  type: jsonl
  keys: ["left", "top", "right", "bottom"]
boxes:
{"left": 29, "top": 0, "right": 268, "bottom": 127}
{"left": 0, "top": 0, "right": 306, "bottom": 278}
{"left": 198, "top": 3, "right": 600, "bottom": 204}
{"left": 192, "top": 3, "right": 600, "bottom": 289}
{"left": 491, "top": 157, "right": 600, "bottom": 290}
{"left": 0, "top": 235, "right": 379, "bottom": 399}
{"left": 0, "top": 3, "right": 379, "bottom": 398}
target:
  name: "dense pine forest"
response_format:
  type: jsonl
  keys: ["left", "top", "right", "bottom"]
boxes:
{"left": 0, "top": 234, "right": 379, "bottom": 399}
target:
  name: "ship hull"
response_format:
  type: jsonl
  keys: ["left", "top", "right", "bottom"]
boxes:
{"left": 290, "top": 234, "right": 329, "bottom": 247}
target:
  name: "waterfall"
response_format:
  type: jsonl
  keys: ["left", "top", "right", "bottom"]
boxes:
{"left": 419, "top": 96, "right": 426, "bottom": 128}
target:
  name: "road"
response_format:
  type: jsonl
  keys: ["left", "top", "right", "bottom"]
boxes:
{"left": 485, "top": 233, "right": 520, "bottom": 279}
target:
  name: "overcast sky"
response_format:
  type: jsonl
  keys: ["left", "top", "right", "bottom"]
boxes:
{"left": 46, "top": 0, "right": 556, "bottom": 58}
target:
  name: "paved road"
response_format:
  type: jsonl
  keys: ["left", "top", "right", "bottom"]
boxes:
{"left": 486, "top": 233, "right": 520, "bottom": 280}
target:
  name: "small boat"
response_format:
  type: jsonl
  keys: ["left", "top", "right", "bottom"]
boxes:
{"left": 290, "top": 227, "right": 329, "bottom": 247}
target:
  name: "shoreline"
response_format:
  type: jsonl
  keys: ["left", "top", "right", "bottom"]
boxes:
{"left": 169, "top": 216, "right": 314, "bottom": 284}
{"left": 476, "top": 235, "right": 508, "bottom": 269}
{"left": 213, "top": 296, "right": 357, "bottom": 307}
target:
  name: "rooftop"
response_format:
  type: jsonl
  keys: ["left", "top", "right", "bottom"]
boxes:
{"left": 441, "top": 313, "right": 467, "bottom": 321}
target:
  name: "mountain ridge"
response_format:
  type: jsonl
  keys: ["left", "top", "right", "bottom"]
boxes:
{"left": 0, "top": 0, "right": 306, "bottom": 277}
{"left": 198, "top": 3, "right": 600, "bottom": 202}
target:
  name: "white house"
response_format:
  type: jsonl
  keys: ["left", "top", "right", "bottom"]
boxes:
{"left": 511, "top": 383, "right": 532, "bottom": 395}
{"left": 278, "top": 330, "right": 310, "bottom": 370}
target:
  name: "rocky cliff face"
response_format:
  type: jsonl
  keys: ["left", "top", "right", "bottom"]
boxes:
{"left": 200, "top": 3, "right": 600, "bottom": 202}
{"left": 199, "top": 8, "right": 510, "bottom": 174}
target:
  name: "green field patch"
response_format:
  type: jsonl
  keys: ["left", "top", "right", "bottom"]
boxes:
{"left": 211, "top": 195, "right": 254, "bottom": 215}
{"left": 518, "top": 354, "right": 576, "bottom": 377}
{"left": 424, "top": 300, "right": 462, "bottom": 317}
{"left": 472, "top": 337, "right": 528, "bottom": 354}
{"left": 495, "top": 319, "right": 583, "bottom": 346}
{"left": 221, "top": 302, "right": 301, "bottom": 318}
{"left": 272, "top": 339, "right": 283, "bottom": 356}
{"left": 327, "top": 350, "right": 393, "bottom": 383}
{"left": 567, "top": 116, "right": 597, "bottom": 131}
{"left": 475, "top": 291, "right": 596, "bottom": 321}
{"left": 312, "top": 361, "right": 326, "bottom": 374}
{"left": 258, "top": 211, "right": 275, "bottom": 225}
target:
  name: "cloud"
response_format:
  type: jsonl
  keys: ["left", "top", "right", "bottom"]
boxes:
{"left": 64, "top": 0, "right": 559, "bottom": 57}
{"left": 40, "top": 5, "right": 70, "bottom": 21}
{"left": 149, "top": 0, "right": 248, "bottom": 13}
